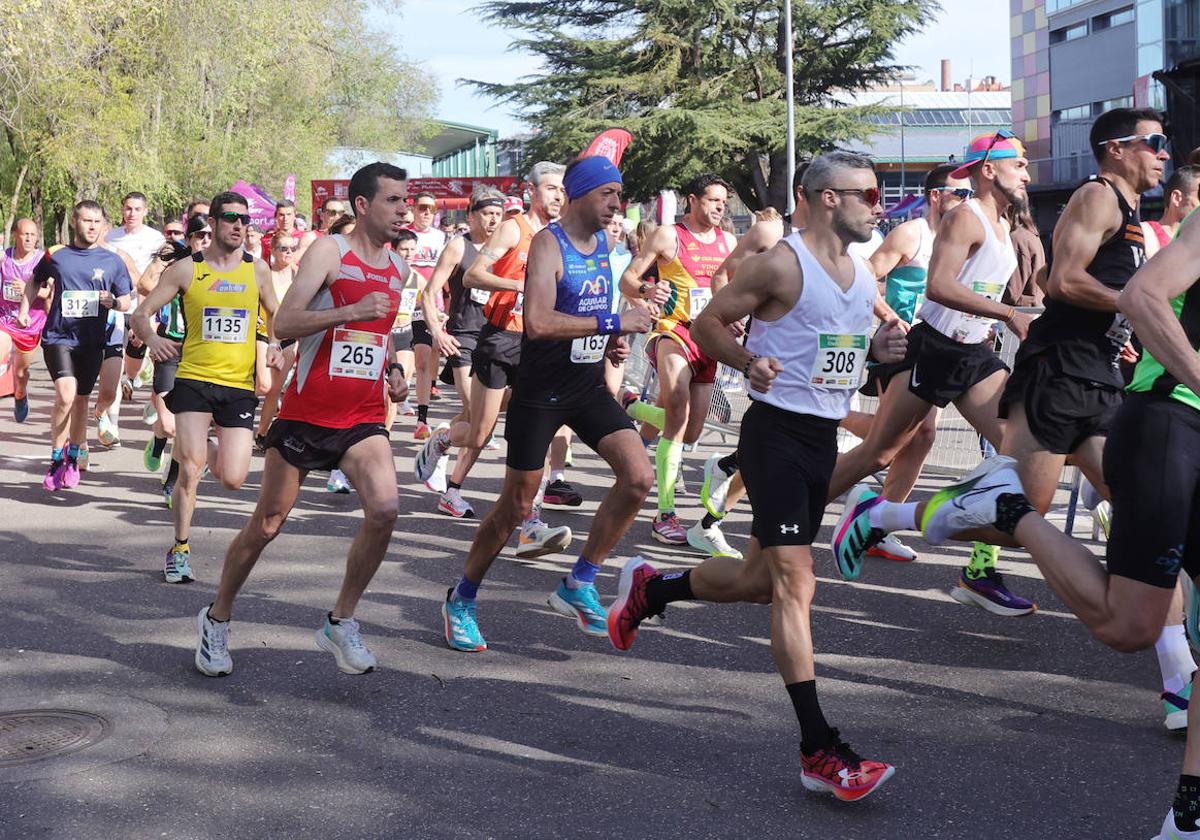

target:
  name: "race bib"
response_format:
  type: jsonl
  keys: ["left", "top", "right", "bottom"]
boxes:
{"left": 2, "top": 280, "right": 21, "bottom": 303}
{"left": 61, "top": 289, "right": 100, "bottom": 319}
{"left": 469, "top": 288, "right": 491, "bottom": 306}
{"left": 1106, "top": 313, "right": 1134, "bottom": 351}
{"left": 512, "top": 292, "right": 524, "bottom": 316}
{"left": 399, "top": 289, "right": 418, "bottom": 318}
{"left": 971, "top": 280, "right": 1005, "bottom": 301}
{"left": 329, "top": 328, "right": 385, "bottom": 380}
{"left": 570, "top": 333, "right": 607, "bottom": 364}
{"left": 201, "top": 307, "right": 249, "bottom": 343}
{"left": 810, "top": 333, "right": 868, "bottom": 389}
{"left": 689, "top": 287, "right": 712, "bottom": 319}
{"left": 912, "top": 292, "right": 925, "bottom": 320}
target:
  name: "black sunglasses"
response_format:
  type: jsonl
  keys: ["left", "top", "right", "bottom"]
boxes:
{"left": 218, "top": 211, "right": 251, "bottom": 225}
{"left": 932, "top": 187, "right": 975, "bottom": 199}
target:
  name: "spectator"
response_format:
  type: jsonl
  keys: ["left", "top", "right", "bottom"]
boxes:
{"left": 1003, "top": 203, "right": 1046, "bottom": 308}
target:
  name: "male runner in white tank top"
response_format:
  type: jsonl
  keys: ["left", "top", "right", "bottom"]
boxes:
{"left": 607, "top": 152, "right": 908, "bottom": 803}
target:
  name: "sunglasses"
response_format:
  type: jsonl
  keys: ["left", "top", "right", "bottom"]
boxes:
{"left": 218, "top": 211, "right": 251, "bottom": 225}
{"left": 1098, "top": 132, "right": 1170, "bottom": 154}
{"left": 980, "top": 128, "right": 1017, "bottom": 168}
{"left": 277, "top": 245, "right": 297, "bottom": 252}
{"left": 192, "top": 230, "right": 213, "bottom": 239}
{"left": 415, "top": 204, "right": 437, "bottom": 212}
{"left": 828, "top": 187, "right": 881, "bottom": 207}
{"left": 932, "top": 187, "right": 975, "bottom": 199}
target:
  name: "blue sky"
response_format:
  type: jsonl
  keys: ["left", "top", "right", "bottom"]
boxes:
{"left": 383, "top": 1, "right": 1011, "bottom": 139}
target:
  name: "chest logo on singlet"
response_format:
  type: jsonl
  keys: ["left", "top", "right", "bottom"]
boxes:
{"left": 91, "top": 267, "right": 105, "bottom": 282}
{"left": 209, "top": 278, "right": 246, "bottom": 294}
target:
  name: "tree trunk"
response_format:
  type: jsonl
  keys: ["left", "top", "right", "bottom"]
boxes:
{"left": 764, "top": 148, "right": 790, "bottom": 213}
{"left": 5, "top": 158, "right": 30, "bottom": 245}
{"left": 30, "top": 178, "right": 44, "bottom": 246}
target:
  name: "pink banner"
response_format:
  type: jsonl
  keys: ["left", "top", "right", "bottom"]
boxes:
{"left": 230, "top": 180, "right": 277, "bottom": 229}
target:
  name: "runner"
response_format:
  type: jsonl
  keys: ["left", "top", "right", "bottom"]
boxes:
{"left": 297, "top": 196, "right": 348, "bottom": 256}
{"left": 91, "top": 214, "right": 143, "bottom": 453}
{"left": 0, "top": 219, "right": 46, "bottom": 422}
{"left": 19, "top": 200, "right": 132, "bottom": 491}
{"left": 254, "top": 230, "right": 300, "bottom": 461}
{"left": 607, "top": 151, "right": 905, "bottom": 801}
{"left": 192, "top": 162, "right": 410, "bottom": 677}
{"left": 260, "top": 199, "right": 298, "bottom": 266}
{"left": 440, "top": 155, "right": 654, "bottom": 652}
{"left": 405, "top": 191, "right": 448, "bottom": 440}
{"left": 415, "top": 161, "right": 573, "bottom": 555}
{"left": 421, "top": 186, "right": 506, "bottom": 515}
{"left": 134, "top": 192, "right": 283, "bottom": 584}
{"left": 384, "top": 229, "right": 423, "bottom": 434}
{"left": 1145, "top": 165, "right": 1200, "bottom": 258}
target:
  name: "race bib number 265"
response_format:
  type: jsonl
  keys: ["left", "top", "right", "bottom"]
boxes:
{"left": 329, "top": 328, "right": 385, "bottom": 380}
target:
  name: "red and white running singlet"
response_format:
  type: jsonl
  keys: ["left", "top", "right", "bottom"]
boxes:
{"left": 277, "top": 235, "right": 405, "bottom": 428}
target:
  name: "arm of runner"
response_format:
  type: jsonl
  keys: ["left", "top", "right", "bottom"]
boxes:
{"left": 619, "top": 224, "right": 672, "bottom": 305}
{"left": 711, "top": 219, "right": 783, "bottom": 289}
{"left": 1142, "top": 222, "right": 1162, "bottom": 261}
{"left": 132, "top": 257, "right": 189, "bottom": 362}
{"left": 104, "top": 254, "right": 134, "bottom": 313}
{"left": 1119, "top": 213, "right": 1200, "bottom": 397}
{"left": 16, "top": 256, "right": 48, "bottom": 328}
{"left": 868, "top": 219, "right": 918, "bottom": 281}
{"left": 692, "top": 247, "right": 789, "bottom": 393}
{"left": 1046, "top": 182, "right": 1122, "bottom": 311}
{"left": 422, "top": 235, "right": 463, "bottom": 356}
{"left": 254, "top": 259, "right": 284, "bottom": 369}
{"left": 273, "top": 236, "right": 390, "bottom": 340}
{"left": 463, "top": 218, "right": 523, "bottom": 292}
{"left": 137, "top": 247, "right": 172, "bottom": 297}
{"left": 523, "top": 229, "right": 654, "bottom": 341}
{"left": 296, "top": 230, "right": 318, "bottom": 263}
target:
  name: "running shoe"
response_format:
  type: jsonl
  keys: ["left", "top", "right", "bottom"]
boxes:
{"left": 136, "top": 362, "right": 154, "bottom": 389}
{"left": 314, "top": 614, "right": 377, "bottom": 674}
{"left": 77, "top": 443, "right": 89, "bottom": 472}
{"left": 97, "top": 412, "right": 120, "bottom": 447}
{"left": 401, "top": 399, "right": 416, "bottom": 416}
{"left": 254, "top": 433, "right": 267, "bottom": 453}
{"left": 143, "top": 438, "right": 163, "bottom": 472}
{"left": 920, "top": 456, "right": 1024, "bottom": 545}
{"left": 1152, "top": 809, "right": 1200, "bottom": 840}
{"left": 515, "top": 519, "right": 572, "bottom": 558}
{"left": 1094, "top": 499, "right": 1112, "bottom": 541}
{"left": 686, "top": 521, "right": 742, "bottom": 559}
{"left": 548, "top": 579, "right": 608, "bottom": 636}
{"left": 442, "top": 589, "right": 487, "bottom": 652}
{"left": 607, "top": 557, "right": 659, "bottom": 651}
{"left": 700, "top": 453, "right": 734, "bottom": 519}
{"left": 651, "top": 512, "right": 689, "bottom": 545}
{"left": 484, "top": 433, "right": 500, "bottom": 451}
{"left": 120, "top": 375, "right": 134, "bottom": 400}
{"left": 164, "top": 544, "right": 194, "bottom": 584}
{"left": 141, "top": 401, "right": 157, "bottom": 427}
{"left": 831, "top": 484, "right": 884, "bottom": 581}
{"left": 415, "top": 427, "right": 451, "bottom": 483}
{"left": 414, "top": 421, "right": 432, "bottom": 441}
{"left": 423, "top": 422, "right": 452, "bottom": 493}
{"left": 13, "top": 395, "right": 28, "bottom": 423}
{"left": 194, "top": 605, "right": 232, "bottom": 677}
{"left": 949, "top": 569, "right": 1036, "bottom": 617}
{"left": 438, "top": 488, "right": 475, "bottom": 518}
{"left": 543, "top": 479, "right": 583, "bottom": 507}
{"left": 42, "top": 459, "right": 64, "bottom": 491}
{"left": 800, "top": 729, "right": 895, "bottom": 802}
{"left": 430, "top": 386, "right": 442, "bottom": 401}
{"left": 326, "top": 468, "right": 352, "bottom": 494}
{"left": 867, "top": 534, "right": 918, "bottom": 563}
{"left": 1164, "top": 680, "right": 1192, "bottom": 731}
{"left": 59, "top": 456, "right": 81, "bottom": 489}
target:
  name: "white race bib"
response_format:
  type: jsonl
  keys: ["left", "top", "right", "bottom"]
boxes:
{"left": 689, "top": 287, "right": 712, "bottom": 319}
{"left": 2, "top": 280, "right": 21, "bottom": 303}
{"left": 399, "top": 289, "right": 418, "bottom": 318}
{"left": 1106, "top": 313, "right": 1133, "bottom": 347}
{"left": 570, "top": 334, "right": 607, "bottom": 364}
{"left": 329, "top": 328, "right": 385, "bottom": 380}
{"left": 809, "top": 333, "right": 868, "bottom": 389}
{"left": 971, "top": 280, "right": 1005, "bottom": 301}
{"left": 512, "top": 292, "right": 524, "bottom": 316}
{"left": 469, "top": 287, "right": 491, "bottom": 306}
{"left": 62, "top": 289, "right": 101, "bottom": 319}
{"left": 201, "top": 307, "right": 250, "bottom": 343}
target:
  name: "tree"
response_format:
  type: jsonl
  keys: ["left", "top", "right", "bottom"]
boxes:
{"left": 467, "top": 0, "right": 938, "bottom": 210}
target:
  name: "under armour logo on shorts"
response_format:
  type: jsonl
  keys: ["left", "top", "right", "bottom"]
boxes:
{"left": 780, "top": 524, "right": 800, "bottom": 535}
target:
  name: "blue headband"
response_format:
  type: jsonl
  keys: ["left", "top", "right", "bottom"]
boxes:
{"left": 564, "top": 156, "right": 623, "bottom": 200}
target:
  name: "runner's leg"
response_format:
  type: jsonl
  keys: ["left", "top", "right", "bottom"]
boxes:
{"left": 331, "top": 434, "right": 400, "bottom": 618}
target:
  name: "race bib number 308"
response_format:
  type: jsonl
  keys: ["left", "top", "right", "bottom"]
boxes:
{"left": 810, "top": 333, "right": 867, "bottom": 389}
{"left": 201, "top": 307, "right": 249, "bottom": 343}
{"left": 329, "top": 328, "right": 385, "bottom": 380}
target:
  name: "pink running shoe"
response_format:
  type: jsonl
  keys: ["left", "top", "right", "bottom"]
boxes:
{"left": 60, "top": 456, "right": 81, "bottom": 489}
{"left": 651, "top": 512, "right": 688, "bottom": 545}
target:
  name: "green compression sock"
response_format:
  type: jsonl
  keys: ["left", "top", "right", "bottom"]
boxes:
{"left": 965, "top": 542, "right": 998, "bottom": 580}
{"left": 656, "top": 438, "right": 683, "bottom": 514}
{"left": 627, "top": 399, "right": 665, "bottom": 429}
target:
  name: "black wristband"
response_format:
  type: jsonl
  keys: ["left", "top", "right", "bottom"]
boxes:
{"left": 388, "top": 362, "right": 406, "bottom": 379}
{"left": 743, "top": 354, "right": 761, "bottom": 376}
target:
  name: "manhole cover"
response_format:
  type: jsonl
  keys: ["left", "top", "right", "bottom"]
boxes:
{"left": 0, "top": 710, "right": 111, "bottom": 767}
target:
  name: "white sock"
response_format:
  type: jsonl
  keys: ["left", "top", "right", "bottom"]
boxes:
{"left": 551, "top": 469, "right": 565, "bottom": 484}
{"left": 868, "top": 501, "right": 918, "bottom": 533}
{"left": 1156, "top": 623, "right": 1197, "bottom": 693}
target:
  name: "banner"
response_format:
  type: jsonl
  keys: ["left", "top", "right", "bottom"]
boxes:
{"left": 283, "top": 174, "right": 297, "bottom": 203}
{"left": 230, "top": 180, "right": 278, "bottom": 229}
{"left": 581, "top": 128, "right": 633, "bottom": 166}
{"left": 312, "top": 176, "right": 521, "bottom": 214}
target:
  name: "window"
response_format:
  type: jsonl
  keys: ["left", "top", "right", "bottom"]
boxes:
{"left": 1097, "top": 95, "right": 1133, "bottom": 111}
{"left": 1047, "top": 0, "right": 1092, "bottom": 12}
{"left": 1094, "top": 7, "right": 1135, "bottom": 29}
{"left": 1051, "top": 21, "right": 1089, "bottom": 42}
{"left": 1053, "top": 104, "right": 1092, "bottom": 122}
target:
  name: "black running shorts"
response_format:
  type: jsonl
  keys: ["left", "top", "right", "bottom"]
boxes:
{"left": 899, "top": 321, "right": 1008, "bottom": 407}
{"left": 999, "top": 350, "right": 1123, "bottom": 455}
{"left": 152, "top": 356, "right": 179, "bottom": 396}
{"left": 471, "top": 324, "right": 522, "bottom": 390}
{"left": 265, "top": 418, "right": 388, "bottom": 473}
{"left": 738, "top": 399, "right": 839, "bottom": 548}
{"left": 441, "top": 330, "right": 479, "bottom": 384}
{"left": 410, "top": 319, "right": 433, "bottom": 348}
{"left": 42, "top": 343, "right": 104, "bottom": 396}
{"left": 165, "top": 378, "right": 257, "bottom": 429}
{"left": 1104, "top": 393, "right": 1200, "bottom": 589}
{"left": 504, "top": 388, "right": 634, "bottom": 471}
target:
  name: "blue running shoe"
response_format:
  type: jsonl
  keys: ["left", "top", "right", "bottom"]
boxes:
{"left": 548, "top": 578, "right": 608, "bottom": 636}
{"left": 831, "top": 484, "right": 883, "bottom": 581}
{"left": 1165, "top": 680, "right": 1192, "bottom": 731}
{"left": 442, "top": 589, "right": 486, "bottom": 652}
{"left": 13, "top": 395, "right": 29, "bottom": 423}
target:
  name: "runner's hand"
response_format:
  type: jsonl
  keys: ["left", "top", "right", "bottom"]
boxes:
{"left": 15, "top": 310, "right": 30, "bottom": 328}
{"left": 649, "top": 280, "right": 671, "bottom": 306}
{"left": 388, "top": 366, "right": 409, "bottom": 403}
{"left": 606, "top": 336, "right": 630, "bottom": 366}
{"left": 871, "top": 318, "right": 908, "bottom": 364}
{"left": 747, "top": 356, "right": 783, "bottom": 393}
{"left": 266, "top": 344, "right": 285, "bottom": 371}
{"left": 99, "top": 289, "right": 115, "bottom": 309}
{"left": 727, "top": 318, "right": 746, "bottom": 338}
{"left": 353, "top": 292, "right": 393, "bottom": 322}
{"left": 620, "top": 307, "right": 655, "bottom": 334}
{"left": 435, "top": 330, "right": 460, "bottom": 357}
{"left": 1006, "top": 310, "right": 1034, "bottom": 341}
{"left": 147, "top": 336, "right": 181, "bottom": 363}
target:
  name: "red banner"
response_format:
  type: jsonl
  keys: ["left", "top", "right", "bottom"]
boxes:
{"left": 581, "top": 128, "right": 633, "bottom": 166}
{"left": 312, "top": 176, "right": 521, "bottom": 213}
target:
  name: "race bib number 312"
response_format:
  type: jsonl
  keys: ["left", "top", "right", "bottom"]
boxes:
{"left": 62, "top": 289, "right": 101, "bottom": 319}
{"left": 329, "top": 328, "right": 385, "bottom": 380}
{"left": 810, "top": 333, "right": 867, "bottom": 389}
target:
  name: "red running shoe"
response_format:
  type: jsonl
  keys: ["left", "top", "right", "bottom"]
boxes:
{"left": 607, "top": 557, "right": 658, "bottom": 651}
{"left": 800, "top": 729, "right": 895, "bottom": 802}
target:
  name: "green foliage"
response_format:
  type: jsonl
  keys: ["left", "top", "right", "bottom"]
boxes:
{"left": 0, "top": 0, "right": 431, "bottom": 241}
{"left": 468, "top": 0, "right": 938, "bottom": 209}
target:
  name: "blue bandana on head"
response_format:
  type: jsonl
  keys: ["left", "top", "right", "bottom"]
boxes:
{"left": 564, "top": 156, "right": 624, "bottom": 200}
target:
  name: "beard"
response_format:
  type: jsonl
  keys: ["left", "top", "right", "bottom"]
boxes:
{"left": 997, "top": 181, "right": 1028, "bottom": 214}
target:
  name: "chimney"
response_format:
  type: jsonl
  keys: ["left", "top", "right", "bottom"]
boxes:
{"left": 941, "top": 59, "right": 951, "bottom": 92}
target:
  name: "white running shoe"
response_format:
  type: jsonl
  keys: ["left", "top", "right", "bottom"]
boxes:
{"left": 326, "top": 469, "right": 352, "bottom": 494}
{"left": 438, "top": 488, "right": 475, "bottom": 518}
{"left": 1152, "top": 809, "right": 1200, "bottom": 840}
{"left": 195, "top": 606, "right": 232, "bottom": 676}
{"left": 700, "top": 454, "right": 734, "bottom": 519}
{"left": 415, "top": 427, "right": 451, "bottom": 483}
{"left": 686, "top": 521, "right": 742, "bottom": 559}
{"left": 142, "top": 401, "right": 158, "bottom": 427}
{"left": 314, "top": 615, "right": 377, "bottom": 674}
{"left": 97, "top": 413, "right": 120, "bottom": 447}
{"left": 866, "top": 534, "right": 918, "bottom": 562}
{"left": 516, "top": 519, "right": 572, "bottom": 558}
{"left": 921, "top": 456, "right": 1025, "bottom": 545}
{"left": 401, "top": 399, "right": 416, "bottom": 417}
{"left": 424, "top": 423, "right": 452, "bottom": 492}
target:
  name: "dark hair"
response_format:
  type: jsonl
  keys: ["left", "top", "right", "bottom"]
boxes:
{"left": 275, "top": 199, "right": 296, "bottom": 211}
{"left": 186, "top": 214, "right": 212, "bottom": 237}
{"left": 349, "top": 162, "right": 408, "bottom": 210}
{"left": 1090, "top": 107, "right": 1165, "bottom": 163}
{"left": 73, "top": 199, "right": 103, "bottom": 218}
{"left": 392, "top": 229, "right": 418, "bottom": 245}
{"left": 329, "top": 216, "right": 356, "bottom": 235}
{"left": 1165, "top": 165, "right": 1200, "bottom": 202}
{"left": 793, "top": 161, "right": 810, "bottom": 195}
{"left": 122, "top": 191, "right": 148, "bottom": 206}
{"left": 209, "top": 191, "right": 248, "bottom": 218}
{"left": 322, "top": 197, "right": 345, "bottom": 211}
{"left": 414, "top": 191, "right": 436, "bottom": 204}
{"left": 156, "top": 239, "right": 191, "bottom": 264}
{"left": 924, "top": 163, "right": 959, "bottom": 194}
{"left": 185, "top": 199, "right": 209, "bottom": 218}
{"left": 686, "top": 173, "right": 731, "bottom": 200}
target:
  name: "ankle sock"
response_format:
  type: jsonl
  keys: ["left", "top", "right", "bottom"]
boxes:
{"left": 965, "top": 543, "right": 999, "bottom": 581}
{"left": 1157, "top": 624, "right": 1198, "bottom": 695}
{"left": 867, "top": 500, "right": 918, "bottom": 533}
{"left": 717, "top": 452, "right": 738, "bottom": 474}
{"left": 453, "top": 576, "right": 480, "bottom": 602}
{"left": 417, "top": 404, "right": 429, "bottom": 424}
{"left": 644, "top": 570, "right": 694, "bottom": 615}
{"left": 994, "top": 493, "right": 1035, "bottom": 535}
{"left": 152, "top": 436, "right": 168, "bottom": 458}
{"left": 67, "top": 443, "right": 81, "bottom": 459}
{"left": 567, "top": 556, "right": 601, "bottom": 588}
{"left": 701, "top": 512, "right": 720, "bottom": 529}
{"left": 1175, "top": 775, "right": 1200, "bottom": 831}
{"left": 656, "top": 439, "right": 683, "bottom": 513}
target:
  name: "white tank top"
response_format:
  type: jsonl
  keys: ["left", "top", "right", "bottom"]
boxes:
{"left": 918, "top": 199, "right": 1017, "bottom": 344}
{"left": 909, "top": 217, "right": 934, "bottom": 270}
{"left": 745, "top": 231, "right": 877, "bottom": 420}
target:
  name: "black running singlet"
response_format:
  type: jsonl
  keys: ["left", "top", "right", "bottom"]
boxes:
{"left": 446, "top": 238, "right": 488, "bottom": 336}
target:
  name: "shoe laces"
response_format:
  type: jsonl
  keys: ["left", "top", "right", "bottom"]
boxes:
{"left": 815, "top": 728, "right": 863, "bottom": 771}
{"left": 206, "top": 618, "right": 230, "bottom": 656}
{"left": 336, "top": 618, "right": 366, "bottom": 650}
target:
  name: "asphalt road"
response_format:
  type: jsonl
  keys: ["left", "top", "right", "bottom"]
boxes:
{"left": 0, "top": 369, "right": 1181, "bottom": 840}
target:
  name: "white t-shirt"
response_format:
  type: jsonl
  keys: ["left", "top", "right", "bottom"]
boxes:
{"left": 106, "top": 225, "right": 166, "bottom": 273}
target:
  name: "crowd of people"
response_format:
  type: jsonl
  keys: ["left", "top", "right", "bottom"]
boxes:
{"left": 5, "top": 105, "right": 1200, "bottom": 837}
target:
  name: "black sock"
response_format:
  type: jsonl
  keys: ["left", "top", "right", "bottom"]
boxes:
{"left": 718, "top": 452, "right": 738, "bottom": 474}
{"left": 643, "top": 570, "right": 694, "bottom": 616}
{"left": 448, "top": 480, "right": 461, "bottom": 490}
{"left": 327, "top": 611, "right": 341, "bottom": 625}
{"left": 417, "top": 404, "right": 429, "bottom": 424}
{"left": 788, "top": 680, "right": 833, "bottom": 755}
{"left": 151, "top": 436, "right": 167, "bottom": 458}
{"left": 1175, "top": 775, "right": 1200, "bottom": 831}
{"left": 701, "top": 512, "right": 720, "bottom": 529}
{"left": 994, "top": 493, "right": 1036, "bottom": 536}
{"left": 174, "top": 537, "right": 188, "bottom": 547}
{"left": 165, "top": 458, "right": 180, "bottom": 486}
